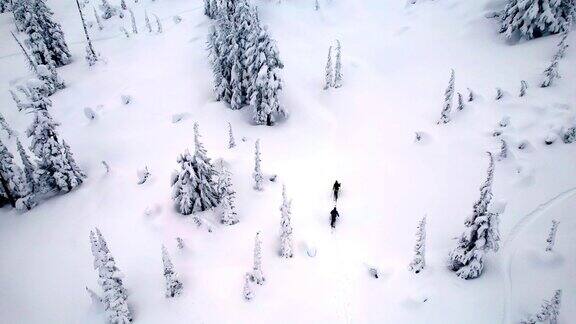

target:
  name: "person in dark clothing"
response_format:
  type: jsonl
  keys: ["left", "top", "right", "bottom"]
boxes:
{"left": 330, "top": 207, "right": 339, "bottom": 229}
{"left": 332, "top": 180, "right": 341, "bottom": 201}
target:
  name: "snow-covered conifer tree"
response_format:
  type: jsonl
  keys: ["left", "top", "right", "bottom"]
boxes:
{"left": 438, "top": 69, "right": 455, "bottom": 124}
{"left": 171, "top": 124, "right": 220, "bottom": 214}
{"left": 334, "top": 40, "right": 343, "bottom": 88}
{"left": 408, "top": 215, "right": 426, "bottom": 274}
{"left": 279, "top": 185, "right": 294, "bottom": 258}
{"left": 26, "top": 0, "right": 72, "bottom": 67}
{"left": 0, "top": 139, "right": 33, "bottom": 209}
{"left": 253, "top": 139, "right": 263, "bottom": 191}
{"left": 251, "top": 231, "right": 265, "bottom": 284}
{"left": 467, "top": 87, "right": 474, "bottom": 102}
{"left": 521, "top": 289, "right": 562, "bottom": 324}
{"left": 545, "top": 220, "right": 559, "bottom": 252}
{"left": 495, "top": 88, "right": 504, "bottom": 100}
{"left": 457, "top": 92, "right": 464, "bottom": 110}
{"left": 145, "top": 11, "right": 152, "bottom": 33}
{"left": 0, "top": 0, "right": 10, "bottom": 13}
{"left": 75, "top": 0, "right": 98, "bottom": 66}
{"left": 24, "top": 82, "right": 85, "bottom": 193}
{"left": 161, "top": 245, "right": 183, "bottom": 298}
{"left": 247, "top": 25, "right": 285, "bottom": 125}
{"left": 0, "top": 112, "right": 16, "bottom": 138}
{"left": 16, "top": 138, "right": 35, "bottom": 194}
{"left": 499, "top": 138, "right": 508, "bottom": 160}
{"left": 129, "top": 9, "right": 137, "bottom": 33}
{"left": 553, "top": 32, "right": 570, "bottom": 60}
{"left": 520, "top": 80, "right": 528, "bottom": 97}
{"left": 176, "top": 237, "right": 185, "bottom": 249}
{"left": 93, "top": 7, "right": 103, "bottom": 30}
{"left": 12, "top": 31, "right": 64, "bottom": 96}
{"left": 99, "top": 0, "right": 115, "bottom": 19}
{"left": 24, "top": 0, "right": 71, "bottom": 67}
{"left": 218, "top": 166, "right": 239, "bottom": 225}
{"left": 120, "top": 0, "right": 127, "bottom": 10}
{"left": 448, "top": 152, "right": 500, "bottom": 279}
{"left": 90, "top": 229, "right": 133, "bottom": 323}
{"left": 12, "top": 0, "right": 29, "bottom": 32}
{"left": 24, "top": 10, "right": 56, "bottom": 68}
{"left": 208, "top": 19, "right": 233, "bottom": 103}
{"left": 228, "top": 122, "right": 236, "bottom": 149}
{"left": 541, "top": 60, "right": 560, "bottom": 87}
{"left": 500, "top": 0, "right": 576, "bottom": 40}
{"left": 323, "top": 46, "right": 333, "bottom": 90}
{"left": 314, "top": 0, "right": 320, "bottom": 11}
{"left": 243, "top": 272, "right": 254, "bottom": 300}
{"left": 153, "top": 14, "right": 162, "bottom": 33}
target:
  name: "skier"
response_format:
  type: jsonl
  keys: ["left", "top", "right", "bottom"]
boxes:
{"left": 332, "top": 180, "right": 341, "bottom": 201}
{"left": 330, "top": 207, "right": 339, "bottom": 229}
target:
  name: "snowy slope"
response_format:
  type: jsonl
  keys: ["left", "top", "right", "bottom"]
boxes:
{"left": 0, "top": 0, "right": 575, "bottom": 323}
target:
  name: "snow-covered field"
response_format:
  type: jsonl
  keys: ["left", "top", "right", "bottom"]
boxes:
{"left": 1, "top": 0, "right": 575, "bottom": 323}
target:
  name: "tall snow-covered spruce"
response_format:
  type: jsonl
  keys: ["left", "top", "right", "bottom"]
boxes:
{"left": 408, "top": 215, "right": 426, "bottom": 274}
{"left": 26, "top": 0, "right": 72, "bottom": 67}
{"left": 438, "top": 69, "right": 455, "bottom": 124}
{"left": 217, "top": 165, "right": 239, "bottom": 225}
{"left": 545, "top": 220, "right": 559, "bottom": 252}
{"left": 89, "top": 229, "right": 133, "bottom": 323}
{"left": 279, "top": 185, "right": 294, "bottom": 258}
{"left": 23, "top": 81, "right": 85, "bottom": 194}
{"left": 161, "top": 246, "right": 183, "bottom": 298}
{"left": 500, "top": 0, "right": 576, "bottom": 40}
{"left": 171, "top": 123, "right": 220, "bottom": 215}
{"left": 448, "top": 152, "right": 500, "bottom": 279}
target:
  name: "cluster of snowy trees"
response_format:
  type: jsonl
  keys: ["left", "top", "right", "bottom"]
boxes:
{"left": 499, "top": 0, "right": 575, "bottom": 40}
{"left": 437, "top": 69, "right": 473, "bottom": 124}
{"left": 0, "top": 80, "right": 85, "bottom": 210}
{"left": 206, "top": 0, "right": 286, "bottom": 126}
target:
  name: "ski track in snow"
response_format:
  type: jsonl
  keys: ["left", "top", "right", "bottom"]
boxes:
{"left": 501, "top": 186, "right": 576, "bottom": 324}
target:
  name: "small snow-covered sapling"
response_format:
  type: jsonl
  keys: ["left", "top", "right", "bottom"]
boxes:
{"left": 457, "top": 92, "right": 464, "bottom": 110}
{"left": 84, "top": 107, "right": 96, "bottom": 120}
{"left": 121, "top": 95, "right": 132, "bottom": 105}
{"left": 545, "top": 133, "right": 557, "bottom": 145}
{"left": 173, "top": 16, "right": 182, "bottom": 24}
{"left": 101, "top": 161, "right": 110, "bottom": 173}
{"left": 368, "top": 267, "right": 379, "bottom": 279}
{"left": 228, "top": 122, "right": 236, "bottom": 149}
{"left": 243, "top": 273, "right": 254, "bottom": 300}
{"left": 467, "top": 87, "right": 474, "bottom": 102}
{"left": 120, "top": 27, "right": 130, "bottom": 38}
{"left": 498, "top": 139, "right": 508, "bottom": 160}
{"left": 545, "top": 220, "right": 559, "bottom": 252}
{"left": 519, "top": 80, "right": 528, "bottom": 97}
{"left": 521, "top": 290, "right": 562, "bottom": 324}
{"left": 176, "top": 237, "right": 185, "bottom": 249}
{"left": 137, "top": 166, "right": 150, "bottom": 184}
{"left": 499, "top": 116, "right": 510, "bottom": 128}
{"left": 414, "top": 132, "right": 422, "bottom": 142}
{"left": 495, "top": 88, "right": 504, "bottom": 100}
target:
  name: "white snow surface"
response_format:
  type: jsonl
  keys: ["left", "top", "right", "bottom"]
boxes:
{"left": 1, "top": 0, "right": 575, "bottom": 323}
